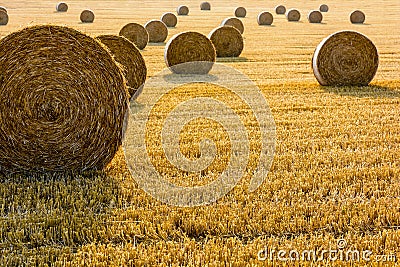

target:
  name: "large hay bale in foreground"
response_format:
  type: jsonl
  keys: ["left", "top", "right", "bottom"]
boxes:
{"left": 257, "top": 11, "right": 274, "bottom": 25}
{"left": 80, "top": 9, "right": 94, "bottom": 23}
{"left": 0, "top": 10, "right": 8, "bottom": 25}
{"left": 161, "top": 12, "right": 178, "bottom": 27}
{"left": 164, "top": 31, "right": 216, "bottom": 74}
{"left": 319, "top": 4, "right": 329, "bottom": 12}
{"left": 144, "top": 20, "right": 168, "bottom": 43}
{"left": 221, "top": 17, "right": 244, "bottom": 34}
{"left": 350, "top": 10, "right": 365, "bottom": 24}
{"left": 235, "top": 7, "right": 246, "bottom": 18}
{"left": 119, "top": 23, "right": 149, "bottom": 50}
{"left": 200, "top": 2, "right": 211, "bottom": 10}
{"left": 96, "top": 35, "right": 147, "bottom": 100}
{"left": 56, "top": 2, "right": 68, "bottom": 12}
{"left": 275, "top": 5, "right": 286, "bottom": 15}
{"left": 208, "top": 26, "right": 243, "bottom": 57}
{"left": 177, "top": 5, "right": 189, "bottom": 15}
{"left": 0, "top": 6, "right": 7, "bottom": 13}
{"left": 286, "top": 9, "right": 301, "bottom": 21}
{"left": 308, "top": 10, "right": 323, "bottom": 23}
{"left": 0, "top": 25, "right": 128, "bottom": 174}
{"left": 312, "top": 31, "right": 379, "bottom": 86}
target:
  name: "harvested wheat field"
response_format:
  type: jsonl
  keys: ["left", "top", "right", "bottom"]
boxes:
{"left": 0, "top": 0, "right": 399, "bottom": 266}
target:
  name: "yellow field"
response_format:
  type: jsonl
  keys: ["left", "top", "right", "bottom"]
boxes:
{"left": 0, "top": 0, "right": 400, "bottom": 266}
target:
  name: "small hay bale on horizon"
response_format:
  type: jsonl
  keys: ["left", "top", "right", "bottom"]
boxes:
{"left": 161, "top": 12, "right": 178, "bottom": 27}
{"left": 164, "top": 31, "right": 216, "bottom": 74}
{"left": 286, "top": 9, "right": 301, "bottom": 21}
{"left": 145, "top": 20, "right": 168, "bottom": 43}
{"left": 257, "top": 11, "right": 274, "bottom": 25}
{"left": 80, "top": 9, "right": 94, "bottom": 23}
{"left": 0, "top": 6, "right": 7, "bottom": 13}
{"left": 308, "top": 10, "right": 323, "bottom": 23}
{"left": 56, "top": 2, "right": 68, "bottom": 12}
{"left": 319, "top": 4, "right": 329, "bottom": 12}
{"left": 177, "top": 5, "right": 189, "bottom": 15}
{"left": 275, "top": 5, "right": 286, "bottom": 15}
{"left": 221, "top": 17, "right": 244, "bottom": 34}
{"left": 200, "top": 2, "right": 211, "bottom": 10}
{"left": 235, "top": 7, "right": 246, "bottom": 18}
{"left": 208, "top": 26, "right": 243, "bottom": 57}
{"left": 96, "top": 35, "right": 147, "bottom": 100}
{"left": 0, "top": 10, "right": 8, "bottom": 25}
{"left": 350, "top": 10, "right": 365, "bottom": 24}
{"left": 119, "top": 23, "right": 149, "bottom": 50}
{"left": 312, "top": 31, "right": 379, "bottom": 86}
{"left": 0, "top": 25, "right": 128, "bottom": 174}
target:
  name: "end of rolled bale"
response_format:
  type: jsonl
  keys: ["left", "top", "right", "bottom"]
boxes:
{"left": 56, "top": 2, "right": 68, "bottom": 12}
{"left": 161, "top": 12, "right": 178, "bottom": 27}
{"left": 208, "top": 26, "right": 243, "bottom": 57}
{"left": 257, "top": 11, "right": 274, "bottom": 25}
{"left": 319, "top": 4, "right": 329, "bottom": 12}
{"left": 221, "top": 17, "right": 244, "bottom": 34}
{"left": 275, "top": 5, "right": 286, "bottom": 15}
{"left": 177, "top": 5, "right": 189, "bottom": 15}
{"left": 200, "top": 2, "right": 211, "bottom": 10}
{"left": 144, "top": 20, "right": 168, "bottom": 43}
{"left": 119, "top": 23, "right": 149, "bottom": 50}
{"left": 0, "top": 10, "right": 8, "bottom": 25}
{"left": 308, "top": 10, "right": 323, "bottom": 23}
{"left": 235, "top": 7, "right": 246, "bottom": 18}
{"left": 80, "top": 9, "right": 95, "bottom": 23}
{"left": 164, "top": 31, "right": 216, "bottom": 74}
{"left": 286, "top": 9, "right": 301, "bottom": 22}
{"left": 350, "top": 10, "right": 365, "bottom": 24}
{"left": 0, "top": 6, "right": 7, "bottom": 14}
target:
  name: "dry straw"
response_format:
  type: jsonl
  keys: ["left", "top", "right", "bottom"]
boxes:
{"left": 208, "top": 26, "right": 243, "bottom": 57}
{"left": 200, "top": 2, "right": 211, "bottom": 10}
{"left": 0, "top": 10, "right": 8, "bottom": 25}
{"left": 164, "top": 31, "right": 216, "bottom": 74}
{"left": 257, "top": 11, "right": 274, "bottom": 25}
{"left": 308, "top": 10, "right": 323, "bottom": 23}
{"left": 0, "top": 6, "right": 7, "bottom": 13}
{"left": 161, "top": 12, "right": 178, "bottom": 27}
{"left": 221, "top": 17, "right": 244, "bottom": 34}
{"left": 312, "top": 31, "right": 379, "bottom": 86}
{"left": 275, "top": 5, "right": 286, "bottom": 15}
{"left": 177, "top": 5, "right": 189, "bottom": 15}
{"left": 96, "top": 35, "right": 147, "bottom": 100}
{"left": 319, "top": 4, "right": 329, "bottom": 12}
{"left": 56, "top": 2, "right": 68, "bottom": 12}
{"left": 350, "top": 10, "right": 365, "bottom": 24}
{"left": 80, "top": 9, "right": 94, "bottom": 23}
{"left": 144, "top": 20, "right": 168, "bottom": 43}
{"left": 286, "top": 9, "right": 301, "bottom": 21}
{"left": 235, "top": 7, "right": 246, "bottom": 18}
{"left": 0, "top": 25, "right": 128, "bottom": 174}
{"left": 119, "top": 23, "right": 149, "bottom": 50}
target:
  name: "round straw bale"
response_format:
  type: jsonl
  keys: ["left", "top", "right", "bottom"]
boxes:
{"left": 56, "top": 2, "right": 68, "bottom": 12}
{"left": 286, "top": 9, "right": 301, "bottom": 21}
{"left": 0, "top": 6, "right": 7, "bottom": 13}
{"left": 312, "top": 31, "right": 379, "bottom": 86}
{"left": 161, "top": 12, "right": 178, "bottom": 27}
{"left": 119, "top": 23, "right": 149, "bottom": 50}
{"left": 177, "top": 5, "right": 189, "bottom": 15}
{"left": 80, "top": 9, "right": 95, "bottom": 23}
{"left": 144, "top": 20, "right": 168, "bottom": 43}
{"left": 96, "top": 35, "right": 147, "bottom": 100}
{"left": 164, "top": 31, "right": 216, "bottom": 74}
{"left": 319, "top": 4, "right": 329, "bottom": 12}
{"left": 200, "top": 2, "right": 211, "bottom": 10}
{"left": 308, "top": 10, "right": 323, "bottom": 23}
{"left": 275, "top": 5, "right": 286, "bottom": 15}
{"left": 221, "top": 17, "right": 244, "bottom": 34}
{"left": 0, "top": 10, "right": 8, "bottom": 25}
{"left": 208, "top": 26, "right": 243, "bottom": 57}
{"left": 235, "top": 7, "right": 246, "bottom": 18}
{"left": 257, "top": 11, "right": 274, "bottom": 25}
{"left": 350, "top": 10, "right": 365, "bottom": 24}
{"left": 0, "top": 25, "right": 128, "bottom": 174}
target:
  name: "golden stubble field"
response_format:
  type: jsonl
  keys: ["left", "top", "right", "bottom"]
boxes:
{"left": 0, "top": 0, "right": 400, "bottom": 266}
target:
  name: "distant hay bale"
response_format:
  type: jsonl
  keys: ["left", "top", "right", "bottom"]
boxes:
{"left": 96, "top": 35, "right": 147, "bottom": 100}
{"left": 312, "top": 31, "right": 379, "bottom": 86}
{"left": 286, "top": 9, "right": 301, "bottom": 21}
{"left": 161, "top": 12, "right": 178, "bottom": 27}
{"left": 0, "top": 10, "right": 8, "bottom": 25}
{"left": 0, "top": 6, "right": 7, "bottom": 13}
{"left": 275, "top": 5, "right": 286, "bottom": 15}
{"left": 56, "top": 2, "right": 68, "bottom": 12}
{"left": 164, "top": 31, "right": 216, "bottom": 74}
{"left": 221, "top": 17, "right": 244, "bottom": 34}
{"left": 308, "top": 10, "right": 323, "bottom": 23}
{"left": 144, "top": 20, "right": 168, "bottom": 43}
{"left": 200, "top": 2, "right": 211, "bottom": 10}
{"left": 350, "top": 10, "right": 365, "bottom": 24}
{"left": 235, "top": 7, "right": 246, "bottom": 18}
{"left": 319, "top": 4, "right": 329, "bottom": 12}
{"left": 80, "top": 9, "right": 95, "bottom": 23}
{"left": 257, "top": 11, "right": 274, "bottom": 25}
{"left": 0, "top": 25, "right": 128, "bottom": 174}
{"left": 208, "top": 26, "right": 243, "bottom": 57}
{"left": 177, "top": 5, "right": 189, "bottom": 15}
{"left": 119, "top": 23, "right": 149, "bottom": 50}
